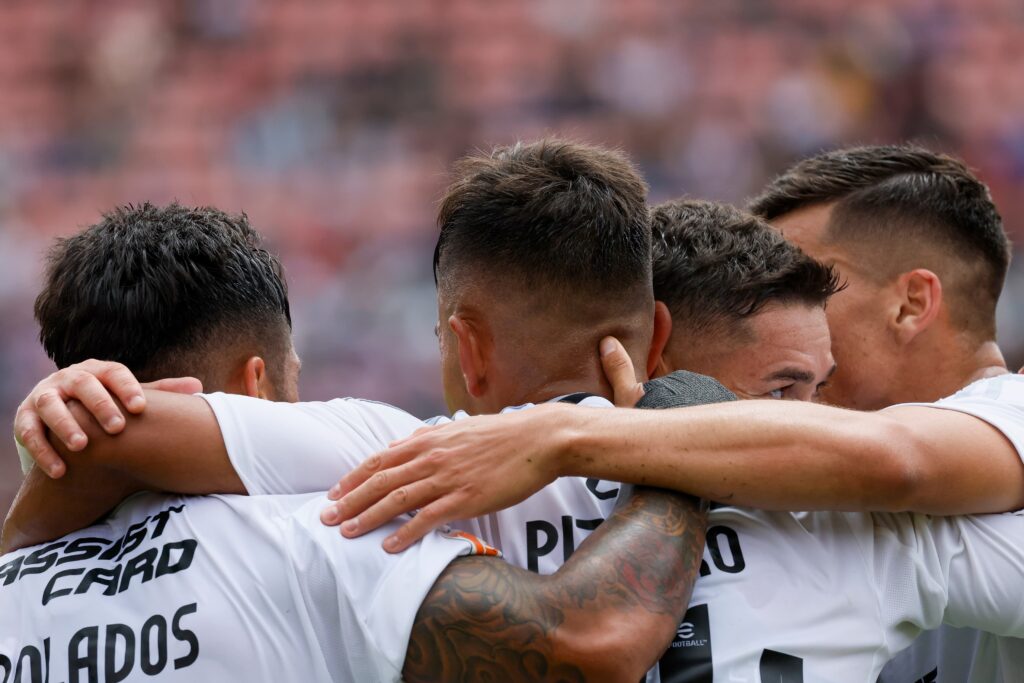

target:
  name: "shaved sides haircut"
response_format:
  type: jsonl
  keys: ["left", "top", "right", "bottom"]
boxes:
{"left": 750, "top": 144, "right": 1010, "bottom": 338}
{"left": 434, "top": 139, "right": 653, "bottom": 315}
{"left": 652, "top": 199, "right": 841, "bottom": 341}
{"left": 35, "top": 202, "right": 292, "bottom": 389}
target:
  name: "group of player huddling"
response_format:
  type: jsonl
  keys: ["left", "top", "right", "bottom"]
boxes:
{"left": 2, "top": 139, "right": 1023, "bottom": 682}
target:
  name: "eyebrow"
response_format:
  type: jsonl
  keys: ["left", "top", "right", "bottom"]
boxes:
{"left": 767, "top": 363, "right": 837, "bottom": 385}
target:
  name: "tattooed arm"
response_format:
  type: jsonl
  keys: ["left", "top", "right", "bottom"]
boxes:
{"left": 403, "top": 487, "right": 707, "bottom": 682}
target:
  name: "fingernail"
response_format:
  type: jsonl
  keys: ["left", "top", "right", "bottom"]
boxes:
{"left": 327, "top": 484, "right": 341, "bottom": 500}
{"left": 68, "top": 433, "right": 86, "bottom": 449}
{"left": 127, "top": 395, "right": 145, "bottom": 411}
{"left": 383, "top": 536, "right": 400, "bottom": 552}
{"left": 106, "top": 416, "right": 124, "bottom": 431}
{"left": 341, "top": 519, "right": 359, "bottom": 535}
{"left": 49, "top": 463, "right": 64, "bottom": 478}
{"left": 600, "top": 338, "right": 616, "bottom": 356}
{"left": 321, "top": 506, "right": 340, "bottom": 524}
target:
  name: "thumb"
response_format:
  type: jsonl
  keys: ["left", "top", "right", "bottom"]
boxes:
{"left": 600, "top": 337, "right": 645, "bottom": 407}
{"left": 141, "top": 377, "right": 204, "bottom": 395}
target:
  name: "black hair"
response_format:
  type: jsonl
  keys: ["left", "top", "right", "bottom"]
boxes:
{"left": 749, "top": 144, "right": 1009, "bottom": 335}
{"left": 434, "top": 138, "right": 652, "bottom": 310}
{"left": 652, "top": 199, "right": 841, "bottom": 338}
{"left": 35, "top": 202, "right": 292, "bottom": 383}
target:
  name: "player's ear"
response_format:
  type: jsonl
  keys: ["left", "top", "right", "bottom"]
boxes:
{"left": 240, "top": 356, "right": 270, "bottom": 399}
{"left": 647, "top": 301, "right": 673, "bottom": 379}
{"left": 892, "top": 269, "right": 942, "bottom": 345}
{"left": 449, "top": 314, "right": 489, "bottom": 398}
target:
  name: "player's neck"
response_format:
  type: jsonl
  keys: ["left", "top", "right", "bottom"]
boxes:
{"left": 893, "top": 337, "right": 1007, "bottom": 404}
{"left": 516, "top": 370, "right": 617, "bottom": 408}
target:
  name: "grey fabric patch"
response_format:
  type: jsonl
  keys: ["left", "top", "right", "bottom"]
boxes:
{"left": 637, "top": 370, "right": 737, "bottom": 410}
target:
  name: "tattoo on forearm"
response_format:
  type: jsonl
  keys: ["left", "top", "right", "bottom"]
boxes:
{"left": 403, "top": 487, "right": 707, "bottom": 682}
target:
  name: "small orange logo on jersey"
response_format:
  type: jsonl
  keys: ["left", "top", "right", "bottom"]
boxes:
{"left": 443, "top": 530, "right": 502, "bottom": 557}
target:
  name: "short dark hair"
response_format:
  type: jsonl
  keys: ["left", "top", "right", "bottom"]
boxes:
{"left": 652, "top": 199, "right": 841, "bottom": 339}
{"left": 35, "top": 202, "right": 292, "bottom": 384}
{"left": 434, "top": 139, "right": 652, "bottom": 311}
{"left": 749, "top": 144, "right": 1010, "bottom": 335}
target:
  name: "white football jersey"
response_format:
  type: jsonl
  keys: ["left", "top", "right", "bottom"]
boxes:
{"left": 201, "top": 383, "right": 1024, "bottom": 682}
{"left": 0, "top": 491, "right": 493, "bottom": 682}
{"left": 878, "top": 374, "right": 1024, "bottom": 683}
{"left": 201, "top": 391, "right": 628, "bottom": 576}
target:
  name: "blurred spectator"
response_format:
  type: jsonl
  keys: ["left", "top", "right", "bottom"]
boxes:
{"left": 3, "top": 0, "right": 1024, "bottom": 510}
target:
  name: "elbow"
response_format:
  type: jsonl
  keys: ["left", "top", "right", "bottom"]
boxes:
{"left": 860, "top": 417, "right": 925, "bottom": 512}
{"left": 556, "top": 613, "right": 674, "bottom": 681}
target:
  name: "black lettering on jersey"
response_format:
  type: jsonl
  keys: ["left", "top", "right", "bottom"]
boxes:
{"left": 19, "top": 541, "right": 68, "bottom": 578}
{"left": 42, "top": 567, "right": 85, "bottom": 606}
{"left": 526, "top": 517, "right": 605, "bottom": 571}
{"left": 526, "top": 521, "right": 558, "bottom": 573}
{"left": 0, "top": 654, "right": 10, "bottom": 683}
{"left": 14, "top": 644, "right": 45, "bottom": 683}
{"left": 156, "top": 540, "right": 197, "bottom": 578}
{"left": 105, "top": 623, "right": 135, "bottom": 683}
{"left": 116, "top": 518, "right": 153, "bottom": 562}
{"left": 914, "top": 668, "right": 938, "bottom": 683}
{"left": 76, "top": 565, "right": 123, "bottom": 597}
{"left": 69, "top": 626, "right": 99, "bottom": 683}
{"left": 140, "top": 615, "right": 168, "bottom": 675}
{"left": 706, "top": 526, "right": 745, "bottom": 574}
{"left": 118, "top": 548, "right": 158, "bottom": 592}
{"left": 658, "top": 603, "right": 712, "bottom": 683}
{"left": 0, "top": 556, "right": 23, "bottom": 586}
{"left": 172, "top": 603, "right": 200, "bottom": 669}
{"left": 760, "top": 649, "right": 804, "bottom": 682}
{"left": 585, "top": 478, "right": 619, "bottom": 500}
{"left": 150, "top": 505, "right": 185, "bottom": 539}
{"left": 57, "top": 537, "right": 110, "bottom": 565}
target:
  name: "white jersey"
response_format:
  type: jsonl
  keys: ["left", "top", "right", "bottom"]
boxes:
{"left": 0, "top": 491, "right": 492, "bottom": 682}
{"left": 201, "top": 391, "right": 628, "bottom": 575}
{"left": 878, "top": 374, "right": 1024, "bottom": 683}
{"left": 199, "top": 383, "right": 1024, "bottom": 682}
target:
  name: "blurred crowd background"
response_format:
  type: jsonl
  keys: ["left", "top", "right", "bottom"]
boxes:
{"left": 4, "top": 0, "right": 1024, "bottom": 511}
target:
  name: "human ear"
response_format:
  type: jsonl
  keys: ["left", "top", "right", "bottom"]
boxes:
{"left": 647, "top": 301, "right": 673, "bottom": 379}
{"left": 893, "top": 269, "right": 942, "bottom": 344}
{"left": 449, "top": 315, "right": 488, "bottom": 398}
{"left": 241, "top": 356, "right": 269, "bottom": 399}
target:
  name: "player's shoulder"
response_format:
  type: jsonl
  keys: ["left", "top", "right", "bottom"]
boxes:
{"left": 943, "top": 373, "right": 1024, "bottom": 404}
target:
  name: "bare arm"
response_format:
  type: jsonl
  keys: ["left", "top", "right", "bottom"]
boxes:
{"left": 404, "top": 487, "right": 706, "bottom": 682}
{"left": 328, "top": 369, "right": 1024, "bottom": 551}
{"left": 3, "top": 392, "right": 243, "bottom": 550}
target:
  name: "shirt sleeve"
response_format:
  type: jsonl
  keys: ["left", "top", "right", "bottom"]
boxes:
{"left": 285, "top": 496, "right": 500, "bottom": 680}
{"left": 871, "top": 510, "right": 1024, "bottom": 652}
{"left": 199, "top": 393, "right": 426, "bottom": 495}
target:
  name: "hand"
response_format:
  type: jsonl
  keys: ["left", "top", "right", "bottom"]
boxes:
{"left": 600, "top": 336, "right": 645, "bottom": 407}
{"left": 14, "top": 360, "right": 202, "bottom": 478}
{"left": 321, "top": 403, "right": 576, "bottom": 552}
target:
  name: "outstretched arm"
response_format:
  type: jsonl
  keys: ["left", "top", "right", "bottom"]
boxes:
{"left": 404, "top": 487, "right": 706, "bottom": 682}
{"left": 3, "top": 390, "right": 242, "bottom": 551}
{"left": 327, "top": 340, "right": 1024, "bottom": 551}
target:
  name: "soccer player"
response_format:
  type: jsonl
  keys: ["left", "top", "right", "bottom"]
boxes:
{"left": 333, "top": 145, "right": 1024, "bottom": 681}
{"left": 0, "top": 199, "right": 704, "bottom": 681}
{"left": 14, "top": 142, "right": 1024, "bottom": 680}
{"left": 649, "top": 199, "right": 838, "bottom": 403}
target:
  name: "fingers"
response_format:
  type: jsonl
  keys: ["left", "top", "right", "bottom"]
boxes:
{"left": 381, "top": 500, "right": 456, "bottom": 553}
{"left": 386, "top": 422, "right": 442, "bottom": 449}
{"left": 52, "top": 370, "right": 127, "bottom": 434}
{"left": 76, "top": 360, "right": 145, "bottom": 414}
{"left": 14, "top": 402, "right": 66, "bottom": 478}
{"left": 322, "top": 459, "right": 431, "bottom": 528}
{"left": 599, "top": 336, "right": 645, "bottom": 407}
{"left": 331, "top": 437, "right": 426, "bottom": 500}
{"left": 142, "top": 377, "right": 204, "bottom": 395}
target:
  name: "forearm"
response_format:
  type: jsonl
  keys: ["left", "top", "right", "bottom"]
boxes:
{"left": 404, "top": 487, "right": 706, "bottom": 681}
{"left": 56, "top": 391, "right": 244, "bottom": 495}
{"left": 2, "top": 463, "right": 139, "bottom": 552}
{"left": 554, "top": 401, "right": 919, "bottom": 512}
